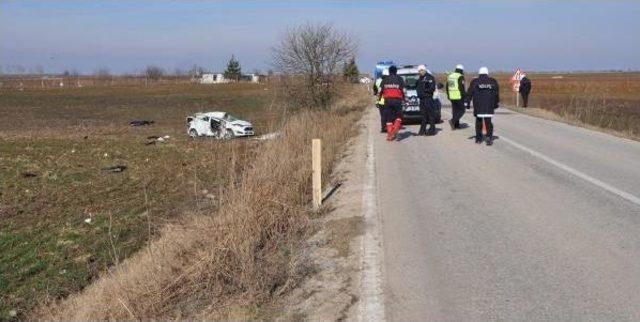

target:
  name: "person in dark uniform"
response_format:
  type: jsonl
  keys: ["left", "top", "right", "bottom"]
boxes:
{"left": 416, "top": 64, "right": 437, "bottom": 136}
{"left": 378, "top": 65, "right": 405, "bottom": 141}
{"left": 466, "top": 67, "right": 500, "bottom": 146}
{"left": 519, "top": 74, "right": 532, "bottom": 107}
{"left": 446, "top": 64, "right": 467, "bottom": 130}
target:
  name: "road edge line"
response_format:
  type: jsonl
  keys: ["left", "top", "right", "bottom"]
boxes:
{"left": 358, "top": 109, "right": 386, "bottom": 321}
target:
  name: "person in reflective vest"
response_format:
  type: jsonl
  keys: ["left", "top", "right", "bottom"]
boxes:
{"left": 372, "top": 69, "right": 389, "bottom": 132}
{"left": 466, "top": 67, "right": 500, "bottom": 146}
{"left": 446, "top": 64, "right": 467, "bottom": 130}
{"left": 378, "top": 65, "right": 405, "bottom": 141}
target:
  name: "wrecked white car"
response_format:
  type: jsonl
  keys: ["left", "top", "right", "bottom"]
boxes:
{"left": 186, "top": 112, "right": 254, "bottom": 139}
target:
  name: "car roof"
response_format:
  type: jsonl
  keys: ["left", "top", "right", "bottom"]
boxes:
{"left": 195, "top": 112, "right": 226, "bottom": 119}
{"left": 397, "top": 68, "right": 419, "bottom": 75}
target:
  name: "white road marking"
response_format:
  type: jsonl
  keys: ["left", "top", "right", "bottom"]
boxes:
{"left": 499, "top": 135, "right": 640, "bottom": 207}
{"left": 442, "top": 107, "right": 640, "bottom": 207}
{"left": 358, "top": 111, "right": 386, "bottom": 322}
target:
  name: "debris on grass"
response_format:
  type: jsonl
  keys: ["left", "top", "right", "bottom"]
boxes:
{"left": 101, "top": 165, "right": 127, "bottom": 173}
{"left": 22, "top": 172, "right": 37, "bottom": 178}
{"left": 130, "top": 120, "right": 154, "bottom": 127}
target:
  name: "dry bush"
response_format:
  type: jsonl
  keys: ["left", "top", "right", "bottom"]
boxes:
{"left": 272, "top": 23, "right": 357, "bottom": 109}
{"left": 34, "top": 85, "right": 369, "bottom": 320}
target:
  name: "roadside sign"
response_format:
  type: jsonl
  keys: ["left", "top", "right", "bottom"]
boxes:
{"left": 511, "top": 68, "right": 523, "bottom": 92}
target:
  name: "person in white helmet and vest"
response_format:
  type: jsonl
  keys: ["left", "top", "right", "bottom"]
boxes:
{"left": 446, "top": 64, "right": 467, "bottom": 130}
{"left": 373, "top": 69, "right": 389, "bottom": 132}
{"left": 416, "top": 65, "right": 437, "bottom": 136}
{"left": 466, "top": 67, "right": 500, "bottom": 146}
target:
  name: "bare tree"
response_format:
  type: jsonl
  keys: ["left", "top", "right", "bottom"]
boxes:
{"left": 145, "top": 65, "right": 164, "bottom": 81}
{"left": 272, "top": 23, "right": 357, "bottom": 108}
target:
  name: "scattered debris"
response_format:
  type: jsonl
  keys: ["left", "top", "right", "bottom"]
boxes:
{"left": 59, "top": 269, "right": 67, "bottom": 275}
{"left": 22, "top": 172, "right": 37, "bottom": 178}
{"left": 254, "top": 131, "right": 281, "bottom": 141}
{"left": 130, "top": 120, "right": 154, "bottom": 127}
{"left": 102, "top": 165, "right": 127, "bottom": 173}
{"left": 145, "top": 135, "right": 170, "bottom": 145}
{"left": 84, "top": 218, "right": 92, "bottom": 224}
{"left": 9, "top": 310, "right": 17, "bottom": 317}
{"left": 103, "top": 153, "right": 109, "bottom": 158}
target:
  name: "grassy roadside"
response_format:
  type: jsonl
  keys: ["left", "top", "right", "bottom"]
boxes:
{"left": 33, "top": 85, "right": 369, "bottom": 320}
{"left": 493, "top": 72, "right": 640, "bottom": 141}
{"left": 0, "top": 83, "right": 279, "bottom": 320}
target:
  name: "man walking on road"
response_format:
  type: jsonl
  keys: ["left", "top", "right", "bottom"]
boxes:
{"left": 519, "top": 74, "right": 532, "bottom": 107}
{"left": 467, "top": 67, "right": 500, "bottom": 145}
{"left": 373, "top": 69, "right": 389, "bottom": 133}
{"left": 416, "top": 64, "right": 437, "bottom": 136}
{"left": 378, "top": 65, "right": 405, "bottom": 141}
{"left": 447, "top": 64, "right": 467, "bottom": 130}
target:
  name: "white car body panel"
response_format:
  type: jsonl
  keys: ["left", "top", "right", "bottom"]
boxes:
{"left": 186, "top": 112, "right": 255, "bottom": 138}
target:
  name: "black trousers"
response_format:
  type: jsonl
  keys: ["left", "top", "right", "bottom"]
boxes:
{"left": 451, "top": 100, "right": 465, "bottom": 127}
{"left": 520, "top": 92, "right": 530, "bottom": 107}
{"left": 419, "top": 97, "right": 436, "bottom": 134}
{"left": 377, "top": 104, "right": 385, "bottom": 130}
{"left": 475, "top": 117, "right": 494, "bottom": 138}
{"left": 382, "top": 99, "right": 403, "bottom": 124}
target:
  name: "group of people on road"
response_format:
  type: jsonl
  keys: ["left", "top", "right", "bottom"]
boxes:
{"left": 374, "top": 64, "right": 503, "bottom": 145}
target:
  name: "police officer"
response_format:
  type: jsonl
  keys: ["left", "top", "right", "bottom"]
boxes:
{"left": 416, "top": 65, "right": 437, "bottom": 136}
{"left": 373, "top": 69, "right": 389, "bottom": 132}
{"left": 466, "top": 67, "right": 500, "bottom": 145}
{"left": 378, "top": 65, "right": 405, "bottom": 141}
{"left": 446, "top": 64, "right": 467, "bottom": 130}
{"left": 519, "top": 74, "right": 532, "bottom": 107}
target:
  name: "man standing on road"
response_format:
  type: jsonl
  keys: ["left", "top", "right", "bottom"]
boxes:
{"left": 467, "top": 67, "right": 500, "bottom": 145}
{"left": 519, "top": 74, "right": 532, "bottom": 107}
{"left": 373, "top": 69, "right": 389, "bottom": 133}
{"left": 416, "top": 65, "right": 437, "bottom": 136}
{"left": 446, "top": 64, "right": 467, "bottom": 130}
{"left": 379, "top": 65, "right": 405, "bottom": 141}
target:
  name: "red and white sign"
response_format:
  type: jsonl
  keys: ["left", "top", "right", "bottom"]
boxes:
{"left": 511, "top": 68, "right": 523, "bottom": 92}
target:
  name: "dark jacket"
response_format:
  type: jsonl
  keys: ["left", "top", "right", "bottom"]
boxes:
{"left": 519, "top": 77, "right": 531, "bottom": 94}
{"left": 467, "top": 75, "right": 500, "bottom": 116}
{"left": 379, "top": 74, "right": 405, "bottom": 101}
{"left": 445, "top": 68, "right": 466, "bottom": 100}
{"left": 416, "top": 73, "right": 436, "bottom": 99}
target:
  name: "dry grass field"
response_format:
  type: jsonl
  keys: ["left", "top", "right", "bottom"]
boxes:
{"left": 493, "top": 72, "right": 640, "bottom": 139}
{"left": 0, "top": 83, "right": 282, "bottom": 319}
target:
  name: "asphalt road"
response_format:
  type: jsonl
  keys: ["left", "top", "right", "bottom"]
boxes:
{"left": 369, "top": 104, "right": 640, "bottom": 321}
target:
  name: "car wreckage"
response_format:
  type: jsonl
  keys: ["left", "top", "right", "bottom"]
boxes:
{"left": 186, "top": 112, "right": 254, "bottom": 139}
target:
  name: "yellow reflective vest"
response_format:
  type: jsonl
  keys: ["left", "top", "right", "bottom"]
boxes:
{"left": 447, "top": 72, "right": 463, "bottom": 101}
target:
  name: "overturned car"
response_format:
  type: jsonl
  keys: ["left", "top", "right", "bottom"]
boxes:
{"left": 186, "top": 112, "right": 254, "bottom": 139}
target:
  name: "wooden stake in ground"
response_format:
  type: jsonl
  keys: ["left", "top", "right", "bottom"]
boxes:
{"left": 312, "top": 139, "right": 322, "bottom": 209}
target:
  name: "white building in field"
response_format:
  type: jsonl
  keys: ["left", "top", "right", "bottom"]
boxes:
{"left": 200, "top": 73, "right": 229, "bottom": 84}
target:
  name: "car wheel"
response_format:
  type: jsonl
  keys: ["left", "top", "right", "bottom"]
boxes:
{"left": 189, "top": 129, "right": 198, "bottom": 137}
{"left": 225, "top": 129, "right": 235, "bottom": 139}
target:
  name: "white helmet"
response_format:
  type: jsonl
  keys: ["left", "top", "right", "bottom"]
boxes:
{"left": 456, "top": 64, "right": 464, "bottom": 70}
{"left": 418, "top": 64, "right": 427, "bottom": 71}
{"left": 479, "top": 67, "right": 489, "bottom": 75}
{"left": 382, "top": 69, "right": 389, "bottom": 76}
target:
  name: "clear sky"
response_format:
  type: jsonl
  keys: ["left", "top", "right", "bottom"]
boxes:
{"left": 1, "top": 1, "right": 639, "bottom": 74}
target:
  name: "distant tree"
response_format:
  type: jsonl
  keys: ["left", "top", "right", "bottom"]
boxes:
{"left": 189, "top": 64, "right": 205, "bottom": 77}
{"left": 224, "top": 55, "right": 242, "bottom": 81}
{"left": 95, "top": 68, "right": 111, "bottom": 79}
{"left": 34, "top": 65, "right": 45, "bottom": 75}
{"left": 267, "top": 69, "right": 274, "bottom": 76}
{"left": 272, "top": 23, "right": 357, "bottom": 108}
{"left": 145, "top": 65, "right": 164, "bottom": 81}
{"left": 343, "top": 57, "right": 360, "bottom": 83}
